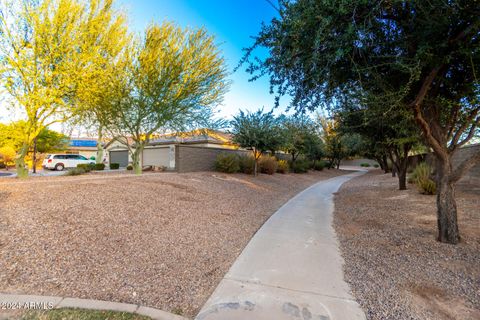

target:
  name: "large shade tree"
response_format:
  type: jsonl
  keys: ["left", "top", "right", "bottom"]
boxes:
{"left": 99, "top": 22, "right": 228, "bottom": 174}
{"left": 241, "top": 0, "right": 479, "bottom": 244}
{"left": 0, "top": 0, "right": 127, "bottom": 177}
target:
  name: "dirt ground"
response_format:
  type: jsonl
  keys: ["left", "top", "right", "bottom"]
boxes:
{"left": 0, "top": 169, "right": 345, "bottom": 318}
{"left": 333, "top": 170, "right": 480, "bottom": 320}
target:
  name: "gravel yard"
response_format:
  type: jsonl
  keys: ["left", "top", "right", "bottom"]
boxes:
{"left": 334, "top": 171, "right": 480, "bottom": 320}
{"left": 0, "top": 169, "right": 345, "bottom": 318}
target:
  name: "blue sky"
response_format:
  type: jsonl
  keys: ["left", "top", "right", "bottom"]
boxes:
{"left": 117, "top": 0, "right": 292, "bottom": 120}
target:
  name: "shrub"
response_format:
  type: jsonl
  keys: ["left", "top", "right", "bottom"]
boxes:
{"left": 259, "top": 155, "right": 278, "bottom": 175}
{"left": 313, "top": 161, "right": 325, "bottom": 171}
{"left": 239, "top": 154, "right": 255, "bottom": 174}
{"left": 291, "top": 159, "right": 310, "bottom": 173}
{"left": 65, "top": 167, "right": 86, "bottom": 176}
{"left": 411, "top": 162, "right": 436, "bottom": 194}
{"left": 277, "top": 159, "right": 289, "bottom": 174}
{"left": 126, "top": 164, "right": 133, "bottom": 171}
{"left": 418, "top": 178, "right": 437, "bottom": 195}
{"left": 76, "top": 163, "right": 92, "bottom": 172}
{"left": 214, "top": 153, "right": 240, "bottom": 173}
{"left": 110, "top": 163, "right": 120, "bottom": 170}
{"left": 373, "top": 164, "right": 379, "bottom": 168}
{"left": 360, "top": 163, "right": 371, "bottom": 167}
{"left": 94, "top": 163, "right": 105, "bottom": 171}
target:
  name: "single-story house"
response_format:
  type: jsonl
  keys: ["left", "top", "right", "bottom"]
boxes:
{"left": 103, "top": 129, "right": 241, "bottom": 171}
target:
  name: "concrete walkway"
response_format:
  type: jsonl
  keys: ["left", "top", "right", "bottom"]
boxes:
{"left": 196, "top": 171, "right": 367, "bottom": 320}
{"left": 0, "top": 293, "right": 187, "bottom": 320}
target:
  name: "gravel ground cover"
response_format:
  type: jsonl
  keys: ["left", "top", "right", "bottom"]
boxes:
{"left": 334, "top": 171, "right": 480, "bottom": 320}
{"left": 0, "top": 169, "right": 345, "bottom": 318}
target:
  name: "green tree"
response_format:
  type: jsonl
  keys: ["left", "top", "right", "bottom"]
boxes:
{"left": 100, "top": 22, "right": 228, "bottom": 174}
{"left": 241, "top": 0, "right": 479, "bottom": 244}
{"left": 36, "top": 128, "right": 69, "bottom": 153}
{"left": 230, "top": 109, "right": 279, "bottom": 176}
{"left": 338, "top": 99, "right": 422, "bottom": 190}
{"left": 278, "top": 115, "right": 320, "bottom": 163}
{"left": 0, "top": 0, "right": 127, "bottom": 177}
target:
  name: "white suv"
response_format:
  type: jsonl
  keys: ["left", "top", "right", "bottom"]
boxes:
{"left": 43, "top": 154, "right": 95, "bottom": 171}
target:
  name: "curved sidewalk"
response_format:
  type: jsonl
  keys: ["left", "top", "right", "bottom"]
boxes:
{"left": 196, "top": 171, "right": 367, "bottom": 320}
{"left": 0, "top": 293, "right": 187, "bottom": 320}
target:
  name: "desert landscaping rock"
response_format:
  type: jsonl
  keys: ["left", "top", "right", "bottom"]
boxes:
{"left": 333, "top": 171, "right": 480, "bottom": 320}
{"left": 0, "top": 170, "right": 345, "bottom": 318}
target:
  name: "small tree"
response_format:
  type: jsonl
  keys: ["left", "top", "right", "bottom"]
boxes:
{"left": 100, "top": 22, "right": 228, "bottom": 174}
{"left": 279, "top": 115, "right": 317, "bottom": 163}
{"left": 230, "top": 109, "right": 279, "bottom": 176}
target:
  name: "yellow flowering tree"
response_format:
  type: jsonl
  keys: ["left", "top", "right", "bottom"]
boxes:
{"left": 0, "top": 0, "right": 127, "bottom": 177}
{"left": 100, "top": 22, "right": 229, "bottom": 174}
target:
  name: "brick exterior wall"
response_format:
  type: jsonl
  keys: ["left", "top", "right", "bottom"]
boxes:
{"left": 175, "top": 145, "right": 250, "bottom": 173}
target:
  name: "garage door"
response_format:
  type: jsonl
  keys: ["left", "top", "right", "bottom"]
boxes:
{"left": 109, "top": 150, "right": 129, "bottom": 167}
{"left": 143, "top": 147, "right": 170, "bottom": 167}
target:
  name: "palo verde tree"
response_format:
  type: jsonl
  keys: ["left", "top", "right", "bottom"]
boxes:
{"left": 230, "top": 109, "right": 280, "bottom": 176}
{"left": 0, "top": 0, "right": 127, "bottom": 177}
{"left": 100, "top": 22, "right": 228, "bottom": 174}
{"left": 241, "top": 0, "right": 479, "bottom": 244}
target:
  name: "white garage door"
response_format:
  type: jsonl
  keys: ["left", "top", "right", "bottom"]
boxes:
{"left": 143, "top": 147, "right": 170, "bottom": 167}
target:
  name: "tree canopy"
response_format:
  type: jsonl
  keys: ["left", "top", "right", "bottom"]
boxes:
{"left": 242, "top": 0, "right": 479, "bottom": 244}
{"left": 99, "top": 22, "right": 229, "bottom": 174}
{"left": 0, "top": 0, "right": 128, "bottom": 177}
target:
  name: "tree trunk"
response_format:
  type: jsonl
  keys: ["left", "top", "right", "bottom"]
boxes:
{"left": 32, "top": 137, "right": 37, "bottom": 174}
{"left": 382, "top": 154, "right": 390, "bottom": 173}
{"left": 132, "top": 146, "right": 143, "bottom": 175}
{"left": 435, "top": 157, "right": 460, "bottom": 244}
{"left": 253, "top": 149, "right": 259, "bottom": 176}
{"left": 398, "top": 165, "right": 407, "bottom": 190}
{"left": 15, "top": 142, "right": 29, "bottom": 178}
{"left": 96, "top": 127, "right": 104, "bottom": 164}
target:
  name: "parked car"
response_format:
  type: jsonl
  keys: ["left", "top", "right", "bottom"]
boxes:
{"left": 43, "top": 154, "right": 95, "bottom": 171}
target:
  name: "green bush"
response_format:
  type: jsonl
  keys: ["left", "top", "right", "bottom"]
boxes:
{"left": 76, "top": 163, "right": 92, "bottom": 172}
{"left": 214, "top": 153, "right": 240, "bottom": 173}
{"left": 373, "top": 164, "right": 379, "bottom": 168}
{"left": 411, "top": 162, "right": 436, "bottom": 194}
{"left": 65, "top": 167, "right": 86, "bottom": 176}
{"left": 418, "top": 178, "right": 437, "bottom": 195}
{"left": 291, "top": 159, "right": 310, "bottom": 173}
{"left": 110, "top": 163, "right": 120, "bottom": 170}
{"left": 94, "top": 163, "right": 105, "bottom": 171}
{"left": 277, "top": 159, "right": 289, "bottom": 174}
{"left": 239, "top": 154, "right": 255, "bottom": 174}
{"left": 313, "top": 161, "right": 325, "bottom": 171}
{"left": 126, "top": 164, "right": 133, "bottom": 171}
{"left": 360, "top": 163, "right": 371, "bottom": 167}
{"left": 259, "top": 155, "right": 278, "bottom": 175}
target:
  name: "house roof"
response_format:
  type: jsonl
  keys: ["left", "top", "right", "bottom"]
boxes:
{"left": 69, "top": 139, "right": 97, "bottom": 148}
{"left": 148, "top": 129, "right": 234, "bottom": 146}
{"left": 104, "top": 129, "right": 235, "bottom": 149}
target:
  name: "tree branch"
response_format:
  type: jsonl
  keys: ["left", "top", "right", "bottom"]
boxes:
{"left": 409, "top": 66, "right": 448, "bottom": 161}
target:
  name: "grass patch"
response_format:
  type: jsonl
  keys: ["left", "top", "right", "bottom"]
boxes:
{"left": 21, "top": 308, "right": 152, "bottom": 320}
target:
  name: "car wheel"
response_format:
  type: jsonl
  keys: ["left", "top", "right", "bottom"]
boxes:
{"left": 55, "top": 163, "right": 65, "bottom": 171}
